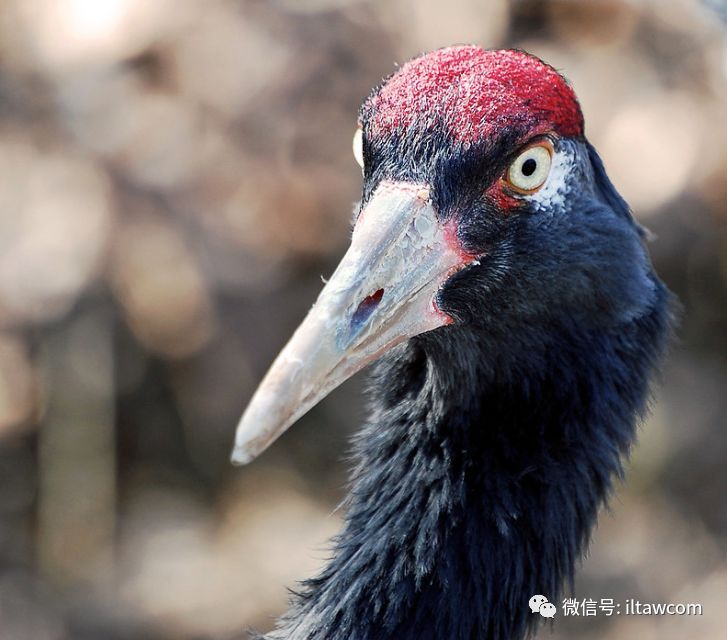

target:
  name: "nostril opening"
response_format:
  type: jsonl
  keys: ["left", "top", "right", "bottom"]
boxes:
{"left": 351, "top": 288, "right": 384, "bottom": 331}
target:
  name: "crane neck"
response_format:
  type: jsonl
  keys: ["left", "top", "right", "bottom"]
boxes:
{"left": 264, "top": 306, "right": 668, "bottom": 640}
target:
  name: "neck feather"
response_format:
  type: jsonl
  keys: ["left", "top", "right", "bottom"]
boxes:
{"left": 261, "top": 292, "right": 670, "bottom": 640}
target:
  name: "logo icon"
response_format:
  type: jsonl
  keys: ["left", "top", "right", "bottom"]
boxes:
{"left": 529, "top": 594, "right": 557, "bottom": 618}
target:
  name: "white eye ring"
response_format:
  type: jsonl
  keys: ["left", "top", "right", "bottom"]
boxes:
{"left": 352, "top": 127, "right": 364, "bottom": 170}
{"left": 506, "top": 143, "right": 552, "bottom": 193}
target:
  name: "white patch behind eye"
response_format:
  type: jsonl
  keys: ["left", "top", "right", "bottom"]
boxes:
{"left": 524, "top": 145, "right": 576, "bottom": 212}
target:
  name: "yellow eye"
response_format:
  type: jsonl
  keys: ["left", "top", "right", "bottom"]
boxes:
{"left": 506, "top": 143, "right": 552, "bottom": 193}
{"left": 352, "top": 127, "right": 364, "bottom": 170}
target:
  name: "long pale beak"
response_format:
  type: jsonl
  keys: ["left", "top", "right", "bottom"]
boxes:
{"left": 231, "top": 180, "right": 474, "bottom": 465}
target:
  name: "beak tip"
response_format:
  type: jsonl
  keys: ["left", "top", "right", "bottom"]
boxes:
{"left": 230, "top": 444, "right": 256, "bottom": 466}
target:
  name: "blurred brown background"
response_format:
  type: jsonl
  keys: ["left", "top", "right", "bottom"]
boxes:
{"left": 0, "top": 0, "right": 725, "bottom": 638}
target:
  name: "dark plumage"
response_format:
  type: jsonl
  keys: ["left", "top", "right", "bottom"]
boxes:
{"left": 237, "top": 46, "right": 673, "bottom": 640}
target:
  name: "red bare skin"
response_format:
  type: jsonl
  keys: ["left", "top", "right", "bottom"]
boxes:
{"left": 367, "top": 47, "right": 584, "bottom": 143}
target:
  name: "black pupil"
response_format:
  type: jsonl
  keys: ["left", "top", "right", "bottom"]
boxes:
{"left": 522, "top": 158, "right": 537, "bottom": 177}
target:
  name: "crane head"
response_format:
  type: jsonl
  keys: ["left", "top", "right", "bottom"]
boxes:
{"left": 232, "top": 46, "right": 656, "bottom": 464}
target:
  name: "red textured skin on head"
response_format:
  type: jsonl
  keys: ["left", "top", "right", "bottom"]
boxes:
{"left": 367, "top": 47, "right": 583, "bottom": 142}
{"left": 487, "top": 182, "right": 520, "bottom": 212}
{"left": 443, "top": 220, "right": 479, "bottom": 264}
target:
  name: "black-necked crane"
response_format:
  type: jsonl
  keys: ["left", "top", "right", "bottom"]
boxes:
{"left": 232, "top": 46, "right": 672, "bottom": 640}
